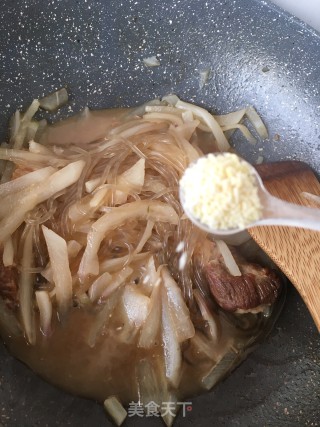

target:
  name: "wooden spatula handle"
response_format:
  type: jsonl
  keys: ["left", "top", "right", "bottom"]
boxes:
{"left": 249, "top": 161, "right": 320, "bottom": 331}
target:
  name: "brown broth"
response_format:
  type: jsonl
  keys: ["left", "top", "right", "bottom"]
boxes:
{"left": 0, "top": 104, "right": 283, "bottom": 413}
{"left": 2, "top": 304, "right": 247, "bottom": 404}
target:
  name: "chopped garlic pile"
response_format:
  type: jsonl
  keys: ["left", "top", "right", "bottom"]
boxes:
{"left": 180, "top": 153, "right": 262, "bottom": 230}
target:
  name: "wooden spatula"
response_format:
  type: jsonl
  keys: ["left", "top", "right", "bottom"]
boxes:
{"left": 249, "top": 161, "right": 320, "bottom": 331}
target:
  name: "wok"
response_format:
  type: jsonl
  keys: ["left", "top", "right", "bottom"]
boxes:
{"left": 0, "top": 0, "right": 319, "bottom": 425}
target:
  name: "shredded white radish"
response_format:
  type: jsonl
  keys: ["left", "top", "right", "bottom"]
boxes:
{"left": 42, "top": 226, "right": 73, "bottom": 316}
{"left": 215, "top": 240, "right": 242, "bottom": 276}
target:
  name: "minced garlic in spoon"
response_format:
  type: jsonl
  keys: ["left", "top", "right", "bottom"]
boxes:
{"left": 179, "top": 153, "right": 320, "bottom": 235}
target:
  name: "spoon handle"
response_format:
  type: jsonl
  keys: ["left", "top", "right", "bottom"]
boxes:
{"left": 259, "top": 193, "right": 320, "bottom": 231}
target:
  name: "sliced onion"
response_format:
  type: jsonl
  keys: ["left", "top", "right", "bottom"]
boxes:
{"left": 103, "top": 396, "right": 127, "bottom": 427}
{"left": 42, "top": 225, "right": 73, "bottom": 316}
{"left": 161, "top": 391, "right": 178, "bottom": 427}
{"left": 161, "top": 285, "right": 182, "bottom": 387}
{"left": 85, "top": 177, "right": 101, "bottom": 193}
{"left": 201, "top": 351, "right": 238, "bottom": 390}
{"left": 143, "top": 112, "right": 184, "bottom": 126}
{"left": 122, "top": 284, "right": 150, "bottom": 328}
{"left": 138, "top": 280, "right": 162, "bottom": 348}
{"left": 87, "top": 289, "right": 121, "bottom": 347}
{"left": 134, "top": 220, "right": 154, "bottom": 254}
{"left": 161, "top": 94, "right": 180, "bottom": 106}
{"left": 28, "top": 140, "right": 54, "bottom": 155}
{"left": 0, "top": 166, "right": 55, "bottom": 198}
{"left": 215, "top": 240, "right": 242, "bottom": 276}
{"left": 171, "top": 119, "right": 199, "bottom": 140}
{"left": 245, "top": 106, "right": 268, "bottom": 140}
{"left": 162, "top": 267, "right": 195, "bottom": 343}
{"left": 0, "top": 147, "right": 69, "bottom": 168}
{"left": 2, "top": 236, "right": 14, "bottom": 267}
{"left": 100, "top": 266, "right": 133, "bottom": 299}
{"left": 78, "top": 200, "right": 178, "bottom": 279}
{"left": 19, "top": 226, "right": 36, "bottom": 345}
{"left": 41, "top": 264, "right": 53, "bottom": 283}
{"left": 10, "top": 110, "right": 21, "bottom": 141}
{"left": 199, "top": 69, "right": 210, "bottom": 89}
{"left": 100, "top": 252, "right": 149, "bottom": 274}
{"left": 114, "top": 158, "right": 145, "bottom": 204}
{"left": 67, "top": 240, "right": 82, "bottom": 258}
{"left": 26, "top": 121, "right": 39, "bottom": 142}
{"left": 176, "top": 100, "right": 230, "bottom": 152}
{"left": 35, "top": 290, "right": 52, "bottom": 336}
{"left": 118, "top": 122, "right": 165, "bottom": 139}
{"left": 184, "top": 331, "right": 216, "bottom": 364}
{"left": 145, "top": 105, "right": 182, "bottom": 115}
{"left": 169, "top": 125, "right": 200, "bottom": 163}
{"left": 22, "top": 99, "right": 40, "bottom": 124}
{"left": 137, "top": 356, "right": 168, "bottom": 411}
{"left": 221, "top": 124, "right": 256, "bottom": 145}
{"left": 193, "top": 289, "right": 220, "bottom": 343}
{"left": 88, "top": 271, "right": 113, "bottom": 302}
{"left": 143, "top": 56, "right": 160, "bottom": 67}
{"left": 139, "top": 255, "right": 159, "bottom": 296}
{"left": 1, "top": 100, "right": 40, "bottom": 183}
{"left": 0, "top": 160, "right": 85, "bottom": 243}
{"left": 39, "top": 88, "right": 68, "bottom": 112}
{"left": 256, "top": 155, "right": 264, "bottom": 165}
{"left": 214, "top": 109, "right": 246, "bottom": 127}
